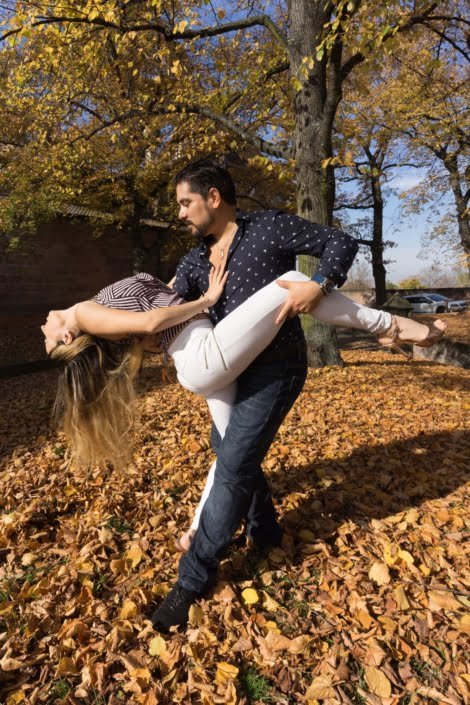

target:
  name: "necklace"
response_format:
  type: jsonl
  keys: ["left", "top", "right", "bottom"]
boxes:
{"left": 213, "top": 224, "right": 237, "bottom": 260}
{"left": 214, "top": 243, "right": 226, "bottom": 259}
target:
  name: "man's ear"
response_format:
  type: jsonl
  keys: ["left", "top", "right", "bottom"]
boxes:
{"left": 208, "top": 187, "right": 222, "bottom": 208}
{"left": 63, "top": 330, "right": 75, "bottom": 345}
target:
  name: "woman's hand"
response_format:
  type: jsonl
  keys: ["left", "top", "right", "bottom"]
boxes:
{"left": 201, "top": 262, "right": 229, "bottom": 307}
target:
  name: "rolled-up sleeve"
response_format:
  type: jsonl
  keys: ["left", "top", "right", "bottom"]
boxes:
{"left": 276, "top": 212, "right": 358, "bottom": 287}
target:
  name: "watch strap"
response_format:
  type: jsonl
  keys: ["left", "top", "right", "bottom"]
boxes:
{"left": 312, "top": 273, "right": 335, "bottom": 295}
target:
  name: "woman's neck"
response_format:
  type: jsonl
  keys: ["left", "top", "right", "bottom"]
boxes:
{"left": 64, "top": 304, "right": 81, "bottom": 335}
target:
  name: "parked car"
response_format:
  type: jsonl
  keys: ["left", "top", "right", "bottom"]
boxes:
{"left": 435, "top": 294, "right": 469, "bottom": 313}
{"left": 403, "top": 293, "right": 468, "bottom": 314}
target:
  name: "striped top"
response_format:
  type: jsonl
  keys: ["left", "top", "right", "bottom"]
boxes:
{"left": 92, "top": 272, "right": 207, "bottom": 353}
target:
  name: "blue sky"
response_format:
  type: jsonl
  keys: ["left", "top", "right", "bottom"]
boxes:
{"left": 340, "top": 167, "right": 459, "bottom": 283}
{"left": 375, "top": 171, "right": 427, "bottom": 281}
{"left": 381, "top": 173, "right": 425, "bottom": 282}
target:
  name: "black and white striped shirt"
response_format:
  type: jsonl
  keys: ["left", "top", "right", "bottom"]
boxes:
{"left": 92, "top": 272, "right": 203, "bottom": 353}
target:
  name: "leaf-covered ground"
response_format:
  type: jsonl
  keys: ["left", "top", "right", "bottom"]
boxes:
{"left": 417, "top": 312, "right": 470, "bottom": 345}
{"left": 1, "top": 351, "right": 469, "bottom": 705}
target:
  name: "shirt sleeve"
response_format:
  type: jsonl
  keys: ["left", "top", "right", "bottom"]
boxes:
{"left": 92, "top": 285, "right": 111, "bottom": 304}
{"left": 172, "top": 256, "right": 201, "bottom": 301}
{"left": 275, "top": 211, "right": 358, "bottom": 287}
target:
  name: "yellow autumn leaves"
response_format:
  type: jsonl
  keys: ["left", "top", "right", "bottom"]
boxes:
{"left": 368, "top": 543, "right": 415, "bottom": 586}
{"left": 1, "top": 349, "right": 469, "bottom": 704}
{"left": 241, "top": 587, "right": 259, "bottom": 605}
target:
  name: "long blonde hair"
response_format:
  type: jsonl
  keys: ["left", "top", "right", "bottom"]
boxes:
{"left": 50, "top": 335, "right": 143, "bottom": 468}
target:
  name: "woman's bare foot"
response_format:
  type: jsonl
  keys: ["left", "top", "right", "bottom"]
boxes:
{"left": 175, "top": 529, "right": 195, "bottom": 553}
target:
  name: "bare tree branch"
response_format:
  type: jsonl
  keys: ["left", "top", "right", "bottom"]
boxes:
{"left": 70, "top": 100, "right": 108, "bottom": 124}
{"left": 0, "top": 138, "right": 24, "bottom": 147}
{"left": 423, "top": 21, "right": 470, "bottom": 62}
{"left": 263, "top": 60, "right": 290, "bottom": 81}
{"left": 169, "top": 14, "right": 288, "bottom": 50}
{"left": 1, "top": 12, "right": 288, "bottom": 50}
{"left": 166, "top": 103, "right": 293, "bottom": 159}
{"left": 334, "top": 202, "right": 372, "bottom": 211}
{"left": 66, "top": 99, "right": 293, "bottom": 160}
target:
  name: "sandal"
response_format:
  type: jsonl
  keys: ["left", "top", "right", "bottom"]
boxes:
{"left": 377, "top": 315, "right": 447, "bottom": 358}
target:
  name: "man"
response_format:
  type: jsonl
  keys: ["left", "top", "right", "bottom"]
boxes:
{"left": 151, "top": 158, "right": 358, "bottom": 630}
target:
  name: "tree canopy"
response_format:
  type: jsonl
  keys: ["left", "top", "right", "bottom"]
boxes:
{"left": 1, "top": 0, "right": 468, "bottom": 361}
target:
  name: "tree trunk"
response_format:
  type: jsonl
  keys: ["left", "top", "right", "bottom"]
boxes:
{"left": 288, "top": 0, "right": 343, "bottom": 367}
{"left": 444, "top": 154, "right": 470, "bottom": 275}
{"left": 370, "top": 173, "right": 387, "bottom": 306}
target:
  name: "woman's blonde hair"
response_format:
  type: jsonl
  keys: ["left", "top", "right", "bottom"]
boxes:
{"left": 50, "top": 335, "right": 143, "bottom": 468}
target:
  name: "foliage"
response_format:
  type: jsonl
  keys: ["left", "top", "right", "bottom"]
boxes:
{"left": 418, "top": 263, "right": 470, "bottom": 288}
{"left": 398, "top": 277, "right": 423, "bottom": 289}
{"left": 374, "top": 17, "right": 470, "bottom": 266}
{"left": 342, "top": 259, "right": 374, "bottom": 290}
{"left": 1, "top": 0, "right": 467, "bottom": 357}
{"left": 0, "top": 5, "right": 465, "bottom": 231}
{"left": 0, "top": 347, "right": 469, "bottom": 702}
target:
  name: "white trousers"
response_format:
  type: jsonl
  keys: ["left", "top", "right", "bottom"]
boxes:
{"left": 167, "top": 271, "right": 392, "bottom": 531}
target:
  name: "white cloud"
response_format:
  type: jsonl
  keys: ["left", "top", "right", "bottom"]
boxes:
{"left": 391, "top": 174, "right": 424, "bottom": 190}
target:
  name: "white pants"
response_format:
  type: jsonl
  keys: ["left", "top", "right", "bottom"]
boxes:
{"left": 167, "top": 271, "right": 392, "bottom": 531}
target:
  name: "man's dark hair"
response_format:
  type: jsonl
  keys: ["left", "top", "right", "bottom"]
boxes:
{"left": 174, "top": 158, "right": 237, "bottom": 206}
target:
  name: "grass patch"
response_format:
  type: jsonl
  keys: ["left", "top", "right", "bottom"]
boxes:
{"left": 105, "top": 515, "right": 132, "bottom": 534}
{"left": 411, "top": 657, "right": 442, "bottom": 685}
{"left": 47, "top": 679, "right": 70, "bottom": 703}
{"left": 242, "top": 667, "right": 271, "bottom": 703}
{"left": 93, "top": 572, "right": 111, "bottom": 597}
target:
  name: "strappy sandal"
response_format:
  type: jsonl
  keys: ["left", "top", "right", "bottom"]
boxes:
{"left": 377, "top": 316, "right": 447, "bottom": 359}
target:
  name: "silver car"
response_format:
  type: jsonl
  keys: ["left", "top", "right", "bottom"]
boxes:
{"left": 404, "top": 293, "right": 468, "bottom": 314}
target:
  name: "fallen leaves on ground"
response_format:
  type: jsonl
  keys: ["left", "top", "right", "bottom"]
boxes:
{"left": 419, "top": 311, "right": 470, "bottom": 345}
{"left": 0, "top": 350, "right": 469, "bottom": 704}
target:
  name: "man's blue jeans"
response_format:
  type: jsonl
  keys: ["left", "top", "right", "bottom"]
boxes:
{"left": 178, "top": 340, "right": 308, "bottom": 593}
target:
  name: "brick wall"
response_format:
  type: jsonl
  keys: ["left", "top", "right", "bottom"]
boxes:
{"left": 0, "top": 218, "right": 179, "bottom": 366}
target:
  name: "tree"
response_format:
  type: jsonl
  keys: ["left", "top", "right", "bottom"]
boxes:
{"left": 377, "top": 20, "right": 470, "bottom": 274}
{"left": 418, "top": 262, "right": 470, "bottom": 288}
{"left": 1, "top": 0, "right": 466, "bottom": 364}
{"left": 399, "top": 277, "right": 423, "bottom": 289}
{"left": 341, "top": 258, "right": 374, "bottom": 289}
{"left": 333, "top": 81, "right": 406, "bottom": 307}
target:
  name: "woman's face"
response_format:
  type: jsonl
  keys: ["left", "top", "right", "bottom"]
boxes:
{"left": 41, "top": 310, "right": 69, "bottom": 354}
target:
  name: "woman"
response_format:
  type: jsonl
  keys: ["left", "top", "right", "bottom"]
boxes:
{"left": 42, "top": 266, "right": 446, "bottom": 545}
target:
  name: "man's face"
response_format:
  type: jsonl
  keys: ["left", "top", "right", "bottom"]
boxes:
{"left": 176, "top": 181, "right": 216, "bottom": 237}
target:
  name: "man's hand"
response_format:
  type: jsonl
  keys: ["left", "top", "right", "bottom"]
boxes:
{"left": 275, "top": 280, "right": 323, "bottom": 325}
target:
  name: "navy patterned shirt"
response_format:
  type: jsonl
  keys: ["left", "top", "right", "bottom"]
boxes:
{"left": 173, "top": 210, "right": 358, "bottom": 350}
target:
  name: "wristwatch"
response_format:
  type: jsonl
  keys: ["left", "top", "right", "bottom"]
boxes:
{"left": 312, "top": 273, "right": 335, "bottom": 296}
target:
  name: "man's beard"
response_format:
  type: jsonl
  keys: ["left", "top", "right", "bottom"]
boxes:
{"left": 188, "top": 213, "right": 215, "bottom": 238}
